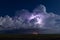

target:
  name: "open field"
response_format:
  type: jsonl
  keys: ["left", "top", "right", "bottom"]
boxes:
{"left": 0, "top": 34, "right": 60, "bottom": 38}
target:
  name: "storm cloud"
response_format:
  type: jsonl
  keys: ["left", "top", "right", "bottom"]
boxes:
{"left": 0, "top": 4, "right": 60, "bottom": 34}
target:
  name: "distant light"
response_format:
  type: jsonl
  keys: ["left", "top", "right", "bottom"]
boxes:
{"left": 32, "top": 31, "right": 38, "bottom": 34}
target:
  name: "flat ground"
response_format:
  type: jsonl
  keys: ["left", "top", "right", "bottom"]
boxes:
{"left": 0, "top": 34, "right": 60, "bottom": 38}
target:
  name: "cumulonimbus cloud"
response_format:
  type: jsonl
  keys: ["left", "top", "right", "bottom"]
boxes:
{"left": 0, "top": 4, "right": 60, "bottom": 34}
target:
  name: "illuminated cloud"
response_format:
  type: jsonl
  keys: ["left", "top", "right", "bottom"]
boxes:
{"left": 0, "top": 4, "right": 60, "bottom": 34}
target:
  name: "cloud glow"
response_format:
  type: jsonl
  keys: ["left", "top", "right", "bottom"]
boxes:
{"left": 0, "top": 4, "right": 60, "bottom": 34}
{"left": 29, "top": 14, "right": 43, "bottom": 25}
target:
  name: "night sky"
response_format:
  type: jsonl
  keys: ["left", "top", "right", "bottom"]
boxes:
{"left": 0, "top": 0, "right": 60, "bottom": 34}
{"left": 0, "top": 0, "right": 60, "bottom": 17}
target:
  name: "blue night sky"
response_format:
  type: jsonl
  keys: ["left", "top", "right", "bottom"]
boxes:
{"left": 0, "top": 0, "right": 60, "bottom": 34}
{"left": 0, "top": 0, "right": 60, "bottom": 17}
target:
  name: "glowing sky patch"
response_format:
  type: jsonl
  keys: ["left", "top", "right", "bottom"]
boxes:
{"left": 32, "top": 31, "right": 38, "bottom": 34}
{"left": 29, "top": 14, "right": 43, "bottom": 25}
{"left": 35, "top": 17, "right": 42, "bottom": 24}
